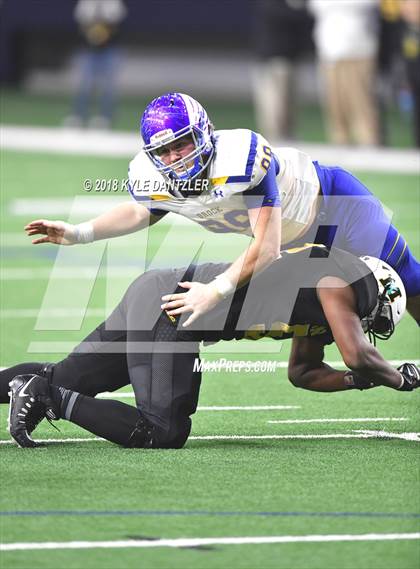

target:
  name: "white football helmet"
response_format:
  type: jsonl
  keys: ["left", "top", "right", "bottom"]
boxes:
{"left": 359, "top": 256, "right": 406, "bottom": 341}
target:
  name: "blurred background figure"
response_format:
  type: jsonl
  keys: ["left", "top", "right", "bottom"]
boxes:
{"left": 0, "top": 0, "right": 416, "bottom": 147}
{"left": 376, "top": 0, "right": 403, "bottom": 146}
{"left": 64, "top": 0, "right": 127, "bottom": 129}
{"left": 252, "top": 0, "right": 314, "bottom": 142}
{"left": 308, "top": 0, "right": 380, "bottom": 146}
{"left": 399, "top": 0, "right": 420, "bottom": 147}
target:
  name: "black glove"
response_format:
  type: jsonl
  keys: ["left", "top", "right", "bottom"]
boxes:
{"left": 397, "top": 363, "right": 420, "bottom": 391}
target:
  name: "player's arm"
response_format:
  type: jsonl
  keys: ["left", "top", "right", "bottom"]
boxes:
{"left": 162, "top": 155, "right": 282, "bottom": 326}
{"left": 90, "top": 202, "right": 161, "bottom": 239}
{"left": 288, "top": 336, "right": 349, "bottom": 392}
{"left": 161, "top": 206, "right": 281, "bottom": 327}
{"left": 289, "top": 276, "right": 405, "bottom": 391}
{"left": 25, "top": 202, "right": 161, "bottom": 245}
{"left": 214, "top": 155, "right": 282, "bottom": 293}
{"left": 221, "top": 204, "right": 282, "bottom": 291}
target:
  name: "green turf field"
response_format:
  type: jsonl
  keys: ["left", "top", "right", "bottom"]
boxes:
{"left": 0, "top": 147, "right": 419, "bottom": 568}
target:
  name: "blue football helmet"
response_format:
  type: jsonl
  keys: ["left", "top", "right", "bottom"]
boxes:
{"left": 140, "top": 92, "right": 214, "bottom": 182}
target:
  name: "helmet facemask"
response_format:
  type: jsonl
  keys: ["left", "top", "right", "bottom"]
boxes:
{"left": 144, "top": 125, "right": 214, "bottom": 183}
{"left": 362, "top": 291, "right": 396, "bottom": 345}
{"left": 359, "top": 256, "right": 407, "bottom": 345}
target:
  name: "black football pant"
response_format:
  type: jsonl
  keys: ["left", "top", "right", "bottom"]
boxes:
{"left": 0, "top": 321, "right": 201, "bottom": 448}
{"left": 0, "top": 269, "right": 203, "bottom": 448}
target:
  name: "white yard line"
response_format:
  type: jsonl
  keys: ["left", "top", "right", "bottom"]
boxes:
{"left": 8, "top": 197, "right": 127, "bottom": 217}
{"left": 191, "top": 431, "right": 420, "bottom": 442}
{"left": 10, "top": 196, "right": 419, "bottom": 219}
{"left": 0, "top": 309, "right": 106, "bottom": 318}
{"left": 1, "top": 430, "right": 419, "bottom": 445}
{"left": 0, "top": 437, "right": 106, "bottom": 445}
{"left": 1, "top": 532, "right": 419, "bottom": 551}
{"left": 3, "top": 228, "right": 419, "bottom": 249}
{"left": 0, "top": 232, "right": 152, "bottom": 248}
{"left": 2, "top": 124, "right": 419, "bottom": 173}
{"left": 0, "top": 395, "right": 298, "bottom": 410}
{"left": 97, "top": 400, "right": 302, "bottom": 409}
{"left": 85, "top": 402, "right": 300, "bottom": 410}
{"left": 0, "top": 268, "right": 141, "bottom": 280}
{"left": 198, "top": 405, "right": 300, "bottom": 411}
{"left": 6, "top": 198, "right": 199, "bottom": 227}
{"left": 97, "top": 393, "right": 287, "bottom": 401}
{"left": 267, "top": 418, "right": 408, "bottom": 424}
{"left": 0, "top": 125, "right": 141, "bottom": 158}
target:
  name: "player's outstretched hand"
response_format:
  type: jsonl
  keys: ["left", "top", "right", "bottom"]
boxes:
{"left": 24, "top": 219, "right": 78, "bottom": 246}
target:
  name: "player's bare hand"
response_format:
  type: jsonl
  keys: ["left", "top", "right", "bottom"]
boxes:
{"left": 24, "top": 219, "right": 78, "bottom": 245}
{"left": 161, "top": 281, "right": 222, "bottom": 327}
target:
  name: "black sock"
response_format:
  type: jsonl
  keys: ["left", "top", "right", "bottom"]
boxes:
{"left": 55, "top": 391, "right": 141, "bottom": 446}
{"left": 0, "top": 363, "right": 47, "bottom": 403}
{"left": 50, "top": 385, "right": 81, "bottom": 420}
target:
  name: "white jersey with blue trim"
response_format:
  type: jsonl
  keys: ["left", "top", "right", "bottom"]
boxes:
{"left": 128, "top": 129, "right": 320, "bottom": 243}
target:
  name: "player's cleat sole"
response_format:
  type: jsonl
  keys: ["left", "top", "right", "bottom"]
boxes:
{"left": 8, "top": 374, "right": 59, "bottom": 448}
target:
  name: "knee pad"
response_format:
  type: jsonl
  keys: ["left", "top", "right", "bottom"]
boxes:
{"left": 167, "top": 425, "right": 191, "bottom": 449}
{"left": 158, "top": 418, "right": 192, "bottom": 449}
{"left": 128, "top": 415, "right": 191, "bottom": 450}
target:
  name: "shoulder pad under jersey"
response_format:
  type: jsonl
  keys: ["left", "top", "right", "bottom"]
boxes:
{"left": 209, "top": 129, "right": 274, "bottom": 193}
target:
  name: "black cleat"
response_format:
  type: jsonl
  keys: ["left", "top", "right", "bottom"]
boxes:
{"left": 397, "top": 363, "right": 420, "bottom": 391}
{"left": 8, "top": 374, "right": 59, "bottom": 448}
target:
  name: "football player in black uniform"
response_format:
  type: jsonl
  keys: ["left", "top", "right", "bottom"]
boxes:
{"left": 3, "top": 245, "right": 419, "bottom": 449}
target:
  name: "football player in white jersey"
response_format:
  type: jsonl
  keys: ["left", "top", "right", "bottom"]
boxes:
{"left": 25, "top": 92, "right": 420, "bottom": 325}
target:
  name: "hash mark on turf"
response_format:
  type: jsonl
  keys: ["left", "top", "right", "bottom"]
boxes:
{"left": 267, "top": 418, "right": 408, "bottom": 424}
